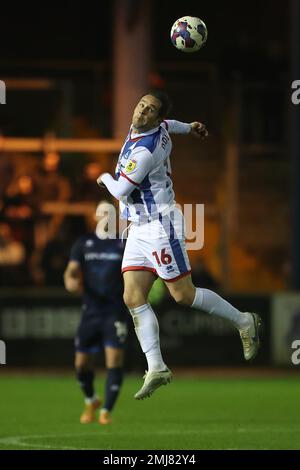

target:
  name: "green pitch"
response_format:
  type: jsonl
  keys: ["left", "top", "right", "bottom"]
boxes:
{"left": 0, "top": 373, "right": 299, "bottom": 450}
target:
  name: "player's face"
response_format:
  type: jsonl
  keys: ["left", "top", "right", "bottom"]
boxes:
{"left": 132, "top": 95, "right": 162, "bottom": 132}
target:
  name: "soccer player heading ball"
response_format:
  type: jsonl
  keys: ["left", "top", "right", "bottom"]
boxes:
{"left": 97, "top": 91, "right": 262, "bottom": 400}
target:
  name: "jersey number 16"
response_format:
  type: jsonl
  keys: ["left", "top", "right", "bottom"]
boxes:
{"left": 152, "top": 249, "right": 172, "bottom": 266}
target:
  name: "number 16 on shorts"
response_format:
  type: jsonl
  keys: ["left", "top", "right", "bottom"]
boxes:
{"left": 152, "top": 249, "right": 172, "bottom": 266}
{"left": 151, "top": 237, "right": 191, "bottom": 280}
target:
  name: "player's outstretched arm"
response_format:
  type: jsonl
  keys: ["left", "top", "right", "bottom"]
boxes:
{"left": 164, "top": 119, "right": 191, "bottom": 134}
{"left": 164, "top": 120, "right": 208, "bottom": 140}
{"left": 97, "top": 173, "right": 137, "bottom": 199}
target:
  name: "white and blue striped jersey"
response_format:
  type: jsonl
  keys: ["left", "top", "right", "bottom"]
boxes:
{"left": 102, "top": 120, "right": 191, "bottom": 223}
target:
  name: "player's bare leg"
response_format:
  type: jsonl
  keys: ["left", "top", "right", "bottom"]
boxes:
{"left": 123, "top": 270, "right": 172, "bottom": 400}
{"left": 99, "top": 347, "right": 124, "bottom": 425}
{"left": 165, "top": 274, "right": 262, "bottom": 361}
{"left": 75, "top": 352, "right": 101, "bottom": 423}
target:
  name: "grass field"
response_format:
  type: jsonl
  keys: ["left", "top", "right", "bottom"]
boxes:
{"left": 0, "top": 373, "right": 300, "bottom": 450}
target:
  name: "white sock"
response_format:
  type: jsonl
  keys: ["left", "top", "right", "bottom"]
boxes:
{"left": 129, "top": 303, "right": 166, "bottom": 372}
{"left": 191, "top": 288, "right": 247, "bottom": 328}
{"left": 85, "top": 395, "right": 98, "bottom": 405}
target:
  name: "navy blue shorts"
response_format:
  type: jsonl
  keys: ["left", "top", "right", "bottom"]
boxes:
{"left": 75, "top": 309, "right": 129, "bottom": 353}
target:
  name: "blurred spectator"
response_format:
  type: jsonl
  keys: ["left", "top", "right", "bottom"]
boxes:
{"left": 30, "top": 216, "right": 85, "bottom": 286}
{"left": 0, "top": 222, "right": 26, "bottom": 286}
{"left": 0, "top": 174, "right": 37, "bottom": 254}
{"left": 35, "top": 151, "right": 72, "bottom": 243}
{"left": 35, "top": 152, "right": 71, "bottom": 203}
{"left": 77, "top": 161, "right": 104, "bottom": 202}
{"left": 4, "top": 174, "right": 38, "bottom": 214}
{"left": 0, "top": 154, "right": 14, "bottom": 203}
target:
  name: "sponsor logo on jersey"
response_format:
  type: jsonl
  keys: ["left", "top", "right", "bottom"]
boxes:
{"left": 125, "top": 159, "right": 136, "bottom": 173}
{"left": 84, "top": 253, "right": 122, "bottom": 261}
{"left": 123, "top": 149, "right": 132, "bottom": 160}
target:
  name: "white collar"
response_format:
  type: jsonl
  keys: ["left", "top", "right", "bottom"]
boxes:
{"left": 130, "top": 124, "right": 160, "bottom": 139}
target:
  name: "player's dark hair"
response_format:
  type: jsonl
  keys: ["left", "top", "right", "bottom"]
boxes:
{"left": 143, "top": 90, "right": 172, "bottom": 118}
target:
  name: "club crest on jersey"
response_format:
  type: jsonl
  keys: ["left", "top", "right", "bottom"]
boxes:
{"left": 125, "top": 159, "right": 136, "bottom": 173}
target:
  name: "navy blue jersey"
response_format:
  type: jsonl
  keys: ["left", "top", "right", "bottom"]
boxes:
{"left": 70, "top": 234, "right": 126, "bottom": 313}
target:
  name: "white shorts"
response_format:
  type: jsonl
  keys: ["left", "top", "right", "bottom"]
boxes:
{"left": 122, "top": 209, "right": 191, "bottom": 282}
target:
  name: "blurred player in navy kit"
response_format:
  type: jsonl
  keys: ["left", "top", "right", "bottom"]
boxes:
{"left": 64, "top": 200, "right": 128, "bottom": 425}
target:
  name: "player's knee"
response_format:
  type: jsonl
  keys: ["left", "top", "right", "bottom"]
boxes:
{"left": 75, "top": 356, "right": 90, "bottom": 370}
{"left": 107, "top": 356, "right": 124, "bottom": 368}
{"left": 170, "top": 287, "right": 196, "bottom": 306}
{"left": 109, "top": 359, "right": 123, "bottom": 368}
{"left": 123, "top": 290, "right": 146, "bottom": 309}
{"left": 75, "top": 363, "right": 89, "bottom": 373}
{"left": 172, "top": 291, "right": 189, "bottom": 305}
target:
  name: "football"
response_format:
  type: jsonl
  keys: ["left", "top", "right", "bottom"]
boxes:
{"left": 170, "top": 16, "right": 208, "bottom": 53}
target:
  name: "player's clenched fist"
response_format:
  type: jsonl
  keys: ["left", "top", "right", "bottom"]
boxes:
{"left": 190, "top": 122, "right": 208, "bottom": 140}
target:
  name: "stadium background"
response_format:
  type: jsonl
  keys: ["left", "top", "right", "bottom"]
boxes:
{"left": 0, "top": 0, "right": 300, "bottom": 451}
